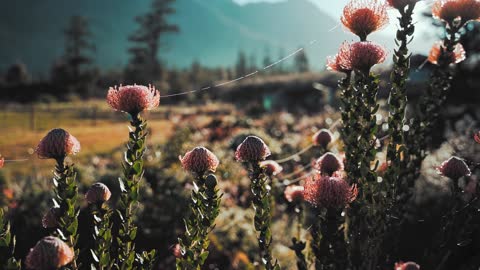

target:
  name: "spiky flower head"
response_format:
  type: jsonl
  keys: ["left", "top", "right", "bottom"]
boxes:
{"left": 314, "top": 152, "right": 344, "bottom": 176}
{"left": 327, "top": 42, "right": 353, "bottom": 73}
{"left": 428, "top": 41, "right": 466, "bottom": 65}
{"left": 395, "top": 261, "right": 420, "bottom": 270}
{"left": 85, "top": 182, "right": 112, "bottom": 205}
{"left": 284, "top": 185, "right": 305, "bottom": 203}
{"left": 180, "top": 147, "right": 219, "bottom": 176}
{"left": 303, "top": 173, "right": 358, "bottom": 208}
{"left": 341, "top": 0, "right": 389, "bottom": 40}
{"left": 312, "top": 129, "right": 334, "bottom": 149}
{"left": 387, "top": 0, "right": 420, "bottom": 10}
{"left": 25, "top": 236, "right": 74, "bottom": 270}
{"left": 260, "top": 160, "right": 283, "bottom": 176}
{"left": 350, "top": 41, "right": 387, "bottom": 73}
{"left": 107, "top": 84, "right": 160, "bottom": 116}
{"left": 437, "top": 156, "right": 471, "bottom": 179}
{"left": 36, "top": 128, "right": 80, "bottom": 161}
{"left": 42, "top": 207, "right": 60, "bottom": 229}
{"left": 474, "top": 131, "right": 480, "bottom": 144}
{"left": 235, "top": 136, "right": 271, "bottom": 162}
{"left": 432, "top": 0, "right": 480, "bottom": 26}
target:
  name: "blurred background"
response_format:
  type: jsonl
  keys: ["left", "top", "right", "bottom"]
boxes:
{"left": 1, "top": 0, "right": 480, "bottom": 269}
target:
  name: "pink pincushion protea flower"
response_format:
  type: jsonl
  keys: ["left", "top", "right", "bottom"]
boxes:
{"left": 314, "top": 152, "right": 344, "bottom": 176}
{"left": 428, "top": 41, "right": 466, "bottom": 65}
{"left": 395, "top": 261, "right": 420, "bottom": 270}
{"left": 180, "top": 147, "right": 219, "bottom": 176}
{"left": 312, "top": 129, "right": 333, "bottom": 149}
{"left": 36, "top": 128, "right": 80, "bottom": 160}
{"left": 350, "top": 41, "right": 387, "bottom": 73}
{"left": 42, "top": 207, "right": 60, "bottom": 229}
{"left": 387, "top": 0, "right": 420, "bottom": 10}
{"left": 474, "top": 131, "right": 480, "bottom": 144}
{"left": 107, "top": 84, "right": 160, "bottom": 116}
{"left": 235, "top": 136, "right": 271, "bottom": 162}
{"left": 303, "top": 173, "right": 358, "bottom": 209}
{"left": 327, "top": 42, "right": 353, "bottom": 73}
{"left": 0, "top": 157, "right": 4, "bottom": 169}
{"left": 432, "top": 0, "right": 480, "bottom": 26}
{"left": 284, "top": 185, "right": 305, "bottom": 203}
{"left": 437, "top": 156, "right": 471, "bottom": 179}
{"left": 260, "top": 160, "right": 283, "bottom": 176}
{"left": 25, "top": 236, "right": 74, "bottom": 270}
{"left": 85, "top": 182, "right": 112, "bottom": 205}
{"left": 341, "top": 0, "right": 389, "bottom": 40}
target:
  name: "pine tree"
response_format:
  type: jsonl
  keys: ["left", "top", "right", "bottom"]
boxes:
{"left": 126, "top": 0, "right": 179, "bottom": 83}
{"left": 235, "top": 51, "right": 247, "bottom": 77}
{"left": 294, "top": 48, "right": 309, "bottom": 73}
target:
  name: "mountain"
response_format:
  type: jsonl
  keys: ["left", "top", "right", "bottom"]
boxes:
{"left": 0, "top": 0, "right": 351, "bottom": 75}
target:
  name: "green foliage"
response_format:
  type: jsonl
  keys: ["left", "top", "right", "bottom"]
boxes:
{"left": 0, "top": 209, "right": 21, "bottom": 270}
{"left": 176, "top": 174, "right": 221, "bottom": 270}
{"left": 90, "top": 206, "right": 114, "bottom": 270}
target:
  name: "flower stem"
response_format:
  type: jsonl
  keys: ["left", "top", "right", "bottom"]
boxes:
{"left": 90, "top": 205, "right": 113, "bottom": 270}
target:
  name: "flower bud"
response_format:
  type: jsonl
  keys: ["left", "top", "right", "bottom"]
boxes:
{"left": 437, "top": 156, "right": 471, "bottom": 180}
{"left": 259, "top": 160, "right": 283, "bottom": 177}
{"left": 395, "top": 261, "right": 420, "bottom": 270}
{"left": 312, "top": 129, "right": 333, "bottom": 149}
{"left": 235, "top": 136, "right": 271, "bottom": 162}
{"left": 26, "top": 236, "right": 74, "bottom": 270}
{"left": 85, "top": 182, "right": 112, "bottom": 205}
{"left": 179, "top": 147, "right": 219, "bottom": 176}
{"left": 0, "top": 157, "right": 4, "bottom": 169}
{"left": 475, "top": 131, "right": 480, "bottom": 144}
{"left": 172, "top": 243, "right": 182, "bottom": 258}
{"left": 314, "top": 152, "right": 344, "bottom": 176}
{"left": 36, "top": 128, "right": 80, "bottom": 160}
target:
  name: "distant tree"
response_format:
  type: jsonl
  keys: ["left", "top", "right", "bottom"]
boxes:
{"left": 249, "top": 53, "right": 257, "bottom": 73}
{"left": 276, "top": 48, "right": 287, "bottom": 74}
{"left": 64, "top": 16, "right": 95, "bottom": 82}
{"left": 189, "top": 60, "right": 204, "bottom": 87}
{"left": 262, "top": 47, "right": 272, "bottom": 74}
{"left": 126, "top": 0, "right": 179, "bottom": 83}
{"left": 5, "top": 62, "right": 30, "bottom": 86}
{"left": 235, "top": 51, "right": 247, "bottom": 77}
{"left": 294, "top": 48, "right": 309, "bottom": 73}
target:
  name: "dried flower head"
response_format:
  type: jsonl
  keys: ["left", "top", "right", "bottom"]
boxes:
{"left": 428, "top": 41, "right": 466, "bottom": 65}
{"left": 25, "top": 236, "right": 74, "bottom": 270}
{"left": 387, "top": 0, "right": 420, "bottom": 10}
{"left": 42, "top": 207, "right": 60, "bottom": 229}
{"left": 107, "top": 84, "right": 160, "bottom": 116}
{"left": 341, "top": 0, "right": 389, "bottom": 40}
{"left": 312, "top": 129, "right": 333, "bottom": 149}
{"left": 474, "top": 131, "right": 480, "bottom": 144}
{"left": 0, "top": 157, "right": 4, "bottom": 169}
{"left": 437, "top": 156, "right": 471, "bottom": 179}
{"left": 85, "top": 182, "right": 112, "bottom": 205}
{"left": 327, "top": 42, "right": 353, "bottom": 73}
{"left": 395, "top": 261, "right": 420, "bottom": 270}
{"left": 303, "top": 173, "right": 358, "bottom": 208}
{"left": 284, "top": 185, "right": 305, "bottom": 203}
{"left": 314, "top": 152, "right": 344, "bottom": 176}
{"left": 260, "top": 160, "right": 283, "bottom": 176}
{"left": 180, "top": 147, "right": 219, "bottom": 175}
{"left": 235, "top": 136, "right": 271, "bottom": 162}
{"left": 350, "top": 41, "right": 387, "bottom": 73}
{"left": 432, "top": 0, "right": 480, "bottom": 26}
{"left": 36, "top": 128, "right": 80, "bottom": 161}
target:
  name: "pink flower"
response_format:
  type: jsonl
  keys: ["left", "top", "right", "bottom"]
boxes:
{"left": 341, "top": 0, "right": 389, "bottom": 40}
{"left": 314, "top": 152, "right": 344, "bottom": 176}
{"left": 36, "top": 128, "right": 80, "bottom": 160}
{"left": 284, "top": 185, "right": 305, "bottom": 203}
{"left": 350, "top": 41, "right": 387, "bottom": 73}
{"left": 180, "top": 147, "right": 219, "bottom": 175}
{"left": 428, "top": 41, "right": 466, "bottom": 65}
{"left": 395, "top": 261, "right": 420, "bottom": 270}
{"left": 235, "top": 136, "right": 271, "bottom": 162}
{"left": 437, "top": 156, "right": 471, "bottom": 179}
{"left": 474, "top": 131, "right": 480, "bottom": 144}
{"left": 107, "top": 84, "right": 160, "bottom": 116}
{"left": 85, "top": 183, "right": 112, "bottom": 205}
{"left": 432, "top": 0, "right": 480, "bottom": 26}
{"left": 25, "top": 236, "right": 74, "bottom": 270}
{"left": 303, "top": 173, "right": 358, "bottom": 208}
{"left": 259, "top": 160, "right": 283, "bottom": 176}
{"left": 0, "top": 157, "right": 4, "bottom": 169}
{"left": 312, "top": 129, "right": 333, "bottom": 149}
{"left": 172, "top": 243, "right": 182, "bottom": 258}
{"left": 42, "top": 207, "right": 60, "bottom": 229}
{"left": 387, "top": 0, "right": 420, "bottom": 10}
{"left": 327, "top": 42, "right": 353, "bottom": 73}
